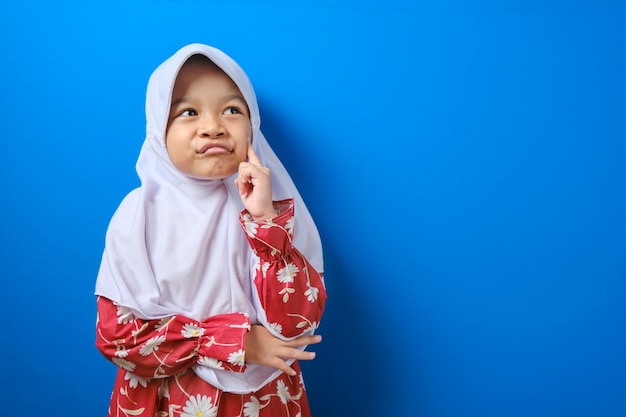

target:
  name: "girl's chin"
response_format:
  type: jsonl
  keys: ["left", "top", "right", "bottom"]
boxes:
{"left": 189, "top": 169, "right": 237, "bottom": 181}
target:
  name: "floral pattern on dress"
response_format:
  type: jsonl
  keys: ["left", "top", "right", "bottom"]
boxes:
{"left": 96, "top": 199, "right": 326, "bottom": 416}
{"left": 181, "top": 395, "right": 218, "bottom": 417}
{"left": 240, "top": 199, "right": 327, "bottom": 339}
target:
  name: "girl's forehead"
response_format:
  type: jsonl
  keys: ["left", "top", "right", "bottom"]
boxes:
{"left": 168, "top": 58, "right": 250, "bottom": 119}
{"left": 173, "top": 58, "right": 242, "bottom": 96}
{"left": 152, "top": 48, "right": 260, "bottom": 130}
{"left": 176, "top": 55, "right": 223, "bottom": 81}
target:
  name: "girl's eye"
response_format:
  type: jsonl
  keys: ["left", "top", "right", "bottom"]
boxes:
{"left": 224, "top": 107, "right": 241, "bottom": 115}
{"left": 180, "top": 109, "right": 198, "bottom": 117}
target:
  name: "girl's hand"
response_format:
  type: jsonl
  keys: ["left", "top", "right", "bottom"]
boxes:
{"left": 235, "top": 146, "right": 276, "bottom": 220}
{"left": 245, "top": 325, "right": 322, "bottom": 376}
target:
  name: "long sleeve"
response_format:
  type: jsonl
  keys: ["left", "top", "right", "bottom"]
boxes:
{"left": 239, "top": 198, "right": 327, "bottom": 339}
{"left": 95, "top": 296, "right": 250, "bottom": 379}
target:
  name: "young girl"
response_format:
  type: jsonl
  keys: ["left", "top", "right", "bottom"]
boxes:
{"left": 95, "top": 43, "right": 326, "bottom": 417}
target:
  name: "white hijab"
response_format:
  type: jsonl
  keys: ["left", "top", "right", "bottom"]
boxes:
{"left": 95, "top": 43, "right": 323, "bottom": 393}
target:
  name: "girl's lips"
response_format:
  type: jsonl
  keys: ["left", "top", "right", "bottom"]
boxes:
{"left": 198, "top": 143, "right": 231, "bottom": 155}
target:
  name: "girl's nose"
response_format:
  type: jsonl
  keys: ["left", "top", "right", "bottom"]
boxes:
{"left": 198, "top": 115, "right": 225, "bottom": 138}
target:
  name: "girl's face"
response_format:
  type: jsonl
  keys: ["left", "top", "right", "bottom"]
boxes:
{"left": 166, "top": 58, "right": 252, "bottom": 179}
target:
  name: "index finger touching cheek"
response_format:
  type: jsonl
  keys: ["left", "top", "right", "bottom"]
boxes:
{"left": 247, "top": 144, "right": 263, "bottom": 166}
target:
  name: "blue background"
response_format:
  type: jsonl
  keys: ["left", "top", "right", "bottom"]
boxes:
{"left": 1, "top": 1, "right": 625, "bottom": 416}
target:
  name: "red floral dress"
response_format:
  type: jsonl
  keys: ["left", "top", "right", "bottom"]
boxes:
{"left": 96, "top": 200, "right": 326, "bottom": 417}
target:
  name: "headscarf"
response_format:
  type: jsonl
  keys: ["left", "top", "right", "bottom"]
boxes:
{"left": 95, "top": 43, "right": 323, "bottom": 393}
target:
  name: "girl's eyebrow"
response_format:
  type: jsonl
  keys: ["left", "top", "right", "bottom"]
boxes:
{"left": 170, "top": 97, "right": 189, "bottom": 107}
{"left": 225, "top": 94, "right": 246, "bottom": 103}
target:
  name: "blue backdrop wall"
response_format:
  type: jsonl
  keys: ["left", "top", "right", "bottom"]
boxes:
{"left": 1, "top": 1, "right": 624, "bottom": 416}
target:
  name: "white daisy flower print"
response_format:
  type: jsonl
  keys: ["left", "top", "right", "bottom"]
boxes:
{"left": 198, "top": 356, "right": 224, "bottom": 370}
{"left": 114, "top": 347, "right": 129, "bottom": 358}
{"left": 139, "top": 335, "right": 166, "bottom": 356}
{"left": 228, "top": 349, "right": 245, "bottom": 367}
{"left": 276, "top": 380, "right": 291, "bottom": 404}
{"left": 243, "top": 396, "right": 261, "bottom": 417}
{"left": 268, "top": 322, "right": 283, "bottom": 335}
{"left": 124, "top": 371, "right": 148, "bottom": 389}
{"left": 243, "top": 220, "right": 258, "bottom": 237}
{"left": 181, "top": 323, "right": 204, "bottom": 338}
{"left": 112, "top": 357, "right": 136, "bottom": 372}
{"left": 116, "top": 305, "right": 135, "bottom": 324}
{"left": 158, "top": 380, "right": 170, "bottom": 400}
{"left": 277, "top": 263, "right": 299, "bottom": 284}
{"left": 181, "top": 395, "right": 217, "bottom": 417}
{"left": 155, "top": 316, "right": 174, "bottom": 331}
{"left": 285, "top": 217, "right": 294, "bottom": 236}
{"left": 260, "top": 219, "right": 276, "bottom": 229}
{"left": 304, "top": 286, "right": 319, "bottom": 302}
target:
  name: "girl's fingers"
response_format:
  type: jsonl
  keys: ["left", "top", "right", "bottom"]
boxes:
{"left": 245, "top": 325, "right": 322, "bottom": 376}
{"left": 247, "top": 144, "right": 263, "bottom": 166}
{"left": 234, "top": 169, "right": 251, "bottom": 195}
{"left": 286, "top": 334, "right": 322, "bottom": 348}
{"left": 273, "top": 347, "right": 315, "bottom": 376}
{"left": 275, "top": 360, "right": 297, "bottom": 376}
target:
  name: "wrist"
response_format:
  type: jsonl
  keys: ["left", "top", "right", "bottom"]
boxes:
{"left": 252, "top": 209, "right": 278, "bottom": 221}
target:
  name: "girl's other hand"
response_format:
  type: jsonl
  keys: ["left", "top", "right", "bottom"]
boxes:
{"left": 245, "top": 325, "right": 322, "bottom": 376}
